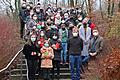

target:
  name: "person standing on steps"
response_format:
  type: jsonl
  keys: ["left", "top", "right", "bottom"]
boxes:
{"left": 25, "top": 14, "right": 38, "bottom": 36}
{"left": 50, "top": 33, "right": 62, "bottom": 79}
{"left": 79, "top": 18, "right": 91, "bottom": 71}
{"left": 23, "top": 34, "right": 40, "bottom": 80}
{"left": 68, "top": 27, "right": 83, "bottom": 80}
{"left": 19, "top": 3, "right": 27, "bottom": 38}
{"left": 59, "top": 22, "right": 68, "bottom": 64}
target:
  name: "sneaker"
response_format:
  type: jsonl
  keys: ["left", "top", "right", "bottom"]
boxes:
{"left": 65, "top": 62, "right": 69, "bottom": 64}
{"left": 60, "top": 62, "right": 63, "bottom": 64}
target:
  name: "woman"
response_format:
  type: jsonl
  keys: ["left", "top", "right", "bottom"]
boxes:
{"left": 23, "top": 34, "right": 40, "bottom": 80}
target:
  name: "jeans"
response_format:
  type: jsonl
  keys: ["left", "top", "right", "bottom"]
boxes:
{"left": 69, "top": 55, "right": 82, "bottom": 80}
{"left": 82, "top": 55, "right": 90, "bottom": 64}
{"left": 61, "top": 42, "right": 67, "bottom": 63}
{"left": 42, "top": 68, "right": 51, "bottom": 80}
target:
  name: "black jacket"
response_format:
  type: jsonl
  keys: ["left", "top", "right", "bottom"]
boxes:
{"left": 23, "top": 42, "right": 39, "bottom": 60}
{"left": 50, "top": 39, "right": 62, "bottom": 61}
{"left": 68, "top": 36, "right": 83, "bottom": 55}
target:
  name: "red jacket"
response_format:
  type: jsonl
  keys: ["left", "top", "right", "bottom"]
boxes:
{"left": 90, "top": 23, "right": 95, "bottom": 30}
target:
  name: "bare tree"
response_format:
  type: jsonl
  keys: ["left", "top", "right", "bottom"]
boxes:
{"left": 99, "top": 0, "right": 104, "bottom": 18}
{"left": 111, "top": 0, "right": 115, "bottom": 16}
{"left": 118, "top": 1, "right": 120, "bottom": 12}
{"left": 75, "top": 0, "right": 78, "bottom": 6}
{"left": 70, "top": 0, "right": 74, "bottom": 7}
{"left": 108, "top": 0, "right": 111, "bottom": 17}
{"left": 88, "top": 0, "right": 91, "bottom": 17}
{"left": 1, "top": 0, "right": 14, "bottom": 16}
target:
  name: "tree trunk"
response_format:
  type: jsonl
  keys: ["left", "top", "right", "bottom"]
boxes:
{"left": 85, "top": 0, "right": 88, "bottom": 15}
{"left": 99, "top": 0, "right": 104, "bottom": 18}
{"left": 62, "top": 0, "right": 65, "bottom": 6}
{"left": 15, "top": 0, "right": 18, "bottom": 15}
{"left": 68, "top": 0, "right": 70, "bottom": 7}
{"left": 88, "top": 0, "right": 91, "bottom": 18}
{"left": 81, "top": 0, "right": 85, "bottom": 10}
{"left": 18, "top": 0, "right": 20, "bottom": 12}
{"left": 108, "top": 0, "right": 111, "bottom": 17}
{"left": 118, "top": 1, "right": 120, "bottom": 12}
{"left": 75, "top": 0, "right": 78, "bottom": 6}
{"left": 70, "top": 0, "right": 74, "bottom": 7}
{"left": 111, "top": 0, "right": 114, "bottom": 16}
{"left": 56, "top": 0, "right": 57, "bottom": 7}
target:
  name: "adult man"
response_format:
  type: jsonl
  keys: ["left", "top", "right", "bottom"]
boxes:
{"left": 68, "top": 27, "right": 83, "bottom": 80}
{"left": 89, "top": 30, "right": 104, "bottom": 57}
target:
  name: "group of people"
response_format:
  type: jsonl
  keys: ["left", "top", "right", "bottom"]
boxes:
{"left": 20, "top": 1, "right": 104, "bottom": 80}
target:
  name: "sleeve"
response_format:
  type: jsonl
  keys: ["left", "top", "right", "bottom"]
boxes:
{"left": 67, "top": 39, "right": 70, "bottom": 52}
{"left": 23, "top": 44, "right": 27, "bottom": 55}
{"left": 22, "top": 44, "right": 30, "bottom": 57}
{"left": 56, "top": 41, "right": 62, "bottom": 51}
{"left": 19, "top": 10, "right": 23, "bottom": 20}
{"left": 96, "top": 37, "right": 104, "bottom": 53}
{"left": 86, "top": 28, "right": 91, "bottom": 42}
{"left": 88, "top": 40, "right": 92, "bottom": 53}
{"left": 40, "top": 48, "right": 46, "bottom": 59}
{"left": 80, "top": 38, "right": 83, "bottom": 51}
{"left": 58, "top": 29, "right": 62, "bottom": 41}
{"left": 79, "top": 27, "right": 85, "bottom": 41}
{"left": 50, "top": 48, "right": 54, "bottom": 59}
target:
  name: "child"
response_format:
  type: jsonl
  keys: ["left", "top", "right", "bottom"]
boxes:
{"left": 40, "top": 40, "right": 54, "bottom": 80}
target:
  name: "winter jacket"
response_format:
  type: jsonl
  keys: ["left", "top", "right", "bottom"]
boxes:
{"left": 79, "top": 25, "right": 91, "bottom": 56}
{"left": 26, "top": 19, "right": 37, "bottom": 31}
{"left": 50, "top": 39, "right": 62, "bottom": 61}
{"left": 89, "top": 36, "right": 104, "bottom": 54}
{"left": 59, "top": 28, "right": 68, "bottom": 43}
{"left": 40, "top": 46, "right": 54, "bottom": 68}
{"left": 23, "top": 42, "right": 39, "bottom": 60}
{"left": 19, "top": 8, "right": 27, "bottom": 22}
{"left": 68, "top": 28, "right": 73, "bottom": 39}
{"left": 68, "top": 36, "right": 83, "bottom": 55}
{"left": 79, "top": 25, "right": 91, "bottom": 43}
{"left": 90, "top": 23, "right": 95, "bottom": 30}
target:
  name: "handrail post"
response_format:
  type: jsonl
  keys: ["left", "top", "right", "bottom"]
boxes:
{"left": 9, "top": 67, "right": 11, "bottom": 80}
{"left": 20, "top": 52, "right": 23, "bottom": 80}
